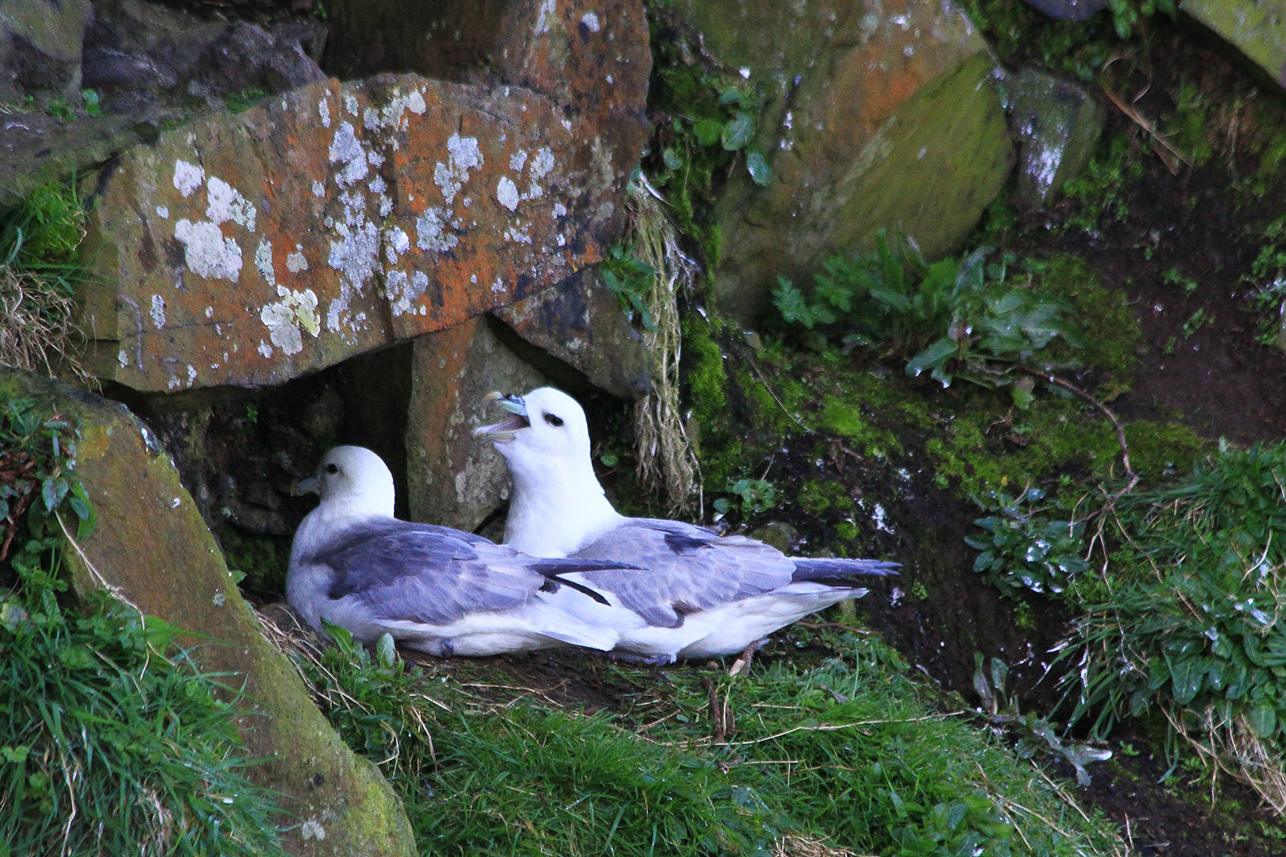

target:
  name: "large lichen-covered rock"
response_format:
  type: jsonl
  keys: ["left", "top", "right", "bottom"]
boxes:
{"left": 677, "top": 0, "right": 1013, "bottom": 322}
{"left": 405, "top": 317, "right": 548, "bottom": 532}
{"left": 0, "top": 370, "right": 416, "bottom": 857}
{"left": 1181, "top": 0, "right": 1286, "bottom": 90}
{"left": 77, "top": 71, "right": 637, "bottom": 392}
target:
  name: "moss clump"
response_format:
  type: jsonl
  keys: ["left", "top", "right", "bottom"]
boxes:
{"left": 1115, "top": 420, "right": 1208, "bottom": 482}
{"left": 681, "top": 317, "right": 741, "bottom": 488}
{"left": 796, "top": 478, "right": 854, "bottom": 517}
{"left": 217, "top": 525, "right": 290, "bottom": 595}
{"left": 1030, "top": 254, "right": 1142, "bottom": 394}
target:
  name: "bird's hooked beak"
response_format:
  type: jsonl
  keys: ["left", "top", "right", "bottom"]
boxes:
{"left": 292, "top": 472, "right": 322, "bottom": 497}
{"left": 472, "top": 392, "right": 530, "bottom": 444}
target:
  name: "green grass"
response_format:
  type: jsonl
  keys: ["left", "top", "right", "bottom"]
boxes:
{"left": 0, "top": 180, "right": 93, "bottom": 383}
{"left": 302, "top": 627, "right": 1124, "bottom": 857}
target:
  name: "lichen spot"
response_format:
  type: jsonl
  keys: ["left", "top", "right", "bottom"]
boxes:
{"left": 581, "top": 12, "right": 600, "bottom": 32}
{"left": 174, "top": 220, "right": 242, "bottom": 281}
{"left": 496, "top": 177, "right": 520, "bottom": 211}
{"left": 510, "top": 150, "right": 529, "bottom": 172}
{"left": 287, "top": 248, "right": 309, "bottom": 273}
{"left": 156, "top": 205, "right": 169, "bottom": 219}
{"left": 150, "top": 294, "right": 165, "bottom": 329}
{"left": 173, "top": 160, "right": 204, "bottom": 198}
{"left": 535, "top": 0, "right": 557, "bottom": 34}
{"left": 416, "top": 208, "right": 459, "bottom": 253}
{"left": 206, "top": 176, "right": 257, "bottom": 231}
{"left": 318, "top": 97, "right": 331, "bottom": 128}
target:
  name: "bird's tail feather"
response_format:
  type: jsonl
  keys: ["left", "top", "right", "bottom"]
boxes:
{"left": 792, "top": 558, "right": 899, "bottom": 586}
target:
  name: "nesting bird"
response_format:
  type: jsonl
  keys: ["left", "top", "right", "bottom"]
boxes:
{"left": 286, "top": 445, "right": 632, "bottom": 657}
{"left": 474, "top": 387, "right": 898, "bottom": 663}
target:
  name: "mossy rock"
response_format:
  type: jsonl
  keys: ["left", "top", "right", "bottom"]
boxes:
{"left": 0, "top": 370, "right": 416, "bottom": 857}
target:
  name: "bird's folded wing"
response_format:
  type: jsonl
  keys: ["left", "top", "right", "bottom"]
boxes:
{"left": 570, "top": 519, "right": 796, "bottom": 628}
{"left": 310, "top": 519, "right": 549, "bottom": 625}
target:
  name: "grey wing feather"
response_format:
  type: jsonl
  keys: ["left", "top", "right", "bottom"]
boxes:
{"left": 570, "top": 519, "right": 796, "bottom": 627}
{"left": 312, "top": 519, "right": 548, "bottom": 625}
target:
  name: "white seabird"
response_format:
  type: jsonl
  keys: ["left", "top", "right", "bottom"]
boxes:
{"left": 473, "top": 387, "right": 898, "bottom": 663}
{"left": 287, "top": 445, "right": 630, "bottom": 657}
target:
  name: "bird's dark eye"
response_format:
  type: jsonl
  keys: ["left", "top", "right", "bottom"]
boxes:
{"left": 543, "top": 413, "right": 564, "bottom": 427}
{"left": 325, "top": 463, "right": 340, "bottom": 474}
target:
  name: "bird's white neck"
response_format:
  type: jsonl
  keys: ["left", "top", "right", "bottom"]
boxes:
{"left": 502, "top": 454, "right": 623, "bottom": 557}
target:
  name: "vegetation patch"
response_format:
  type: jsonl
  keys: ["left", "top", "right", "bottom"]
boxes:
{"left": 0, "top": 394, "right": 284, "bottom": 856}
{"left": 0, "top": 181, "right": 93, "bottom": 385}
{"left": 299, "top": 626, "right": 1125, "bottom": 857}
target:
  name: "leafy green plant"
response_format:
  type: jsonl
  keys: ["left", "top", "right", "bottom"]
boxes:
{"left": 972, "top": 654, "right": 1111, "bottom": 786}
{"left": 965, "top": 487, "right": 1090, "bottom": 596}
{"left": 1060, "top": 442, "right": 1286, "bottom": 808}
{"left": 774, "top": 232, "right": 1084, "bottom": 408}
{"left": 0, "top": 395, "right": 284, "bottom": 856}
{"left": 645, "top": 6, "right": 770, "bottom": 259}
{"left": 600, "top": 243, "right": 658, "bottom": 330}
{"left": 712, "top": 476, "right": 780, "bottom": 516}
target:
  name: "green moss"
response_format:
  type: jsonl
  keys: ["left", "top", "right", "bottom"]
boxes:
{"left": 1030, "top": 254, "right": 1142, "bottom": 394}
{"left": 796, "top": 478, "right": 854, "bottom": 516}
{"left": 217, "top": 526, "right": 289, "bottom": 595}
{"left": 681, "top": 317, "right": 741, "bottom": 487}
{"left": 1115, "top": 420, "right": 1209, "bottom": 482}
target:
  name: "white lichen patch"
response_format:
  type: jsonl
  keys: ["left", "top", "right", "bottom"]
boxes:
{"left": 259, "top": 286, "right": 320, "bottom": 356}
{"left": 150, "top": 294, "right": 166, "bottom": 329}
{"left": 318, "top": 97, "right": 331, "bottom": 128}
{"left": 286, "top": 247, "right": 309, "bottom": 273}
{"left": 363, "top": 87, "right": 428, "bottom": 136}
{"left": 535, "top": 0, "right": 557, "bottom": 33}
{"left": 384, "top": 269, "right": 431, "bottom": 317}
{"left": 254, "top": 238, "right": 276, "bottom": 286}
{"left": 326, "top": 217, "right": 380, "bottom": 303}
{"left": 417, "top": 209, "right": 459, "bottom": 253}
{"left": 434, "top": 134, "right": 483, "bottom": 204}
{"left": 504, "top": 224, "right": 532, "bottom": 244}
{"left": 581, "top": 12, "right": 600, "bottom": 32}
{"left": 530, "top": 147, "right": 555, "bottom": 180}
{"left": 175, "top": 219, "right": 242, "bottom": 281}
{"left": 496, "top": 176, "right": 520, "bottom": 211}
{"left": 312, "top": 180, "right": 326, "bottom": 198}
{"left": 258, "top": 340, "right": 274, "bottom": 358}
{"left": 384, "top": 226, "right": 410, "bottom": 263}
{"left": 329, "top": 121, "right": 369, "bottom": 189}
{"left": 510, "top": 150, "right": 529, "bottom": 172}
{"left": 206, "top": 176, "right": 256, "bottom": 231}
{"left": 156, "top": 205, "right": 169, "bottom": 219}
{"left": 173, "top": 160, "right": 205, "bottom": 197}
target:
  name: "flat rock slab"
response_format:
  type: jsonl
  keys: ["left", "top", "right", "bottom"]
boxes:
{"left": 78, "top": 73, "right": 629, "bottom": 392}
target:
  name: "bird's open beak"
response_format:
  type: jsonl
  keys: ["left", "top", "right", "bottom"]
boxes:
{"left": 292, "top": 472, "right": 321, "bottom": 497}
{"left": 473, "top": 392, "right": 530, "bottom": 443}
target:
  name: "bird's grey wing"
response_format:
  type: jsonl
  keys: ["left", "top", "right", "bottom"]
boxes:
{"left": 570, "top": 520, "right": 795, "bottom": 627}
{"left": 314, "top": 520, "right": 545, "bottom": 625}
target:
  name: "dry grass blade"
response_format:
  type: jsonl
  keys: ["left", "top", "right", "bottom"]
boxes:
{"left": 772, "top": 832, "right": 868, "bottom": 857}
{"left": 628, "top": 173, "right": 702, "bottom": 512}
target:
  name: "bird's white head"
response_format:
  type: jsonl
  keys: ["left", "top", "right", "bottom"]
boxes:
{"left": 297, "top": 445, "right": 396, "bottom": 520}
{"left": 472, "top": 386, "right": 595, "bottom": 483}
{"left": 473, "top": 387, "right": 621, "bottom": 555}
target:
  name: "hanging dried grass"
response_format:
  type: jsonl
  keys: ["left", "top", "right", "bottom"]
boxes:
{"left": 626, "top": 174, "right": 703, "bottom": 513}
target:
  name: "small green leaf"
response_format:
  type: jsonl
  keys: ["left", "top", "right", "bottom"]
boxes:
{"left": 746, "top": 149, "right": 771, "bottom": 186}
{"left": 1248, "top": 699, "right": 1278, "bottom": 738}
{"left": 721, "top": 112, "right": 755, "bottom": 151}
